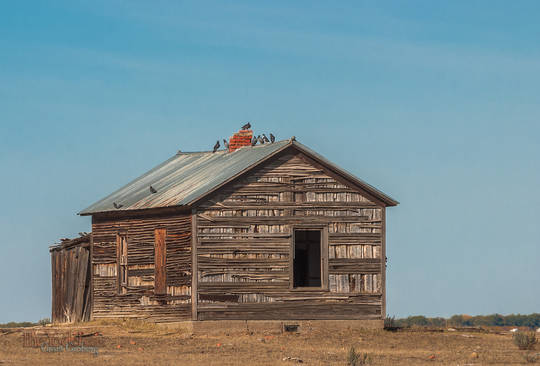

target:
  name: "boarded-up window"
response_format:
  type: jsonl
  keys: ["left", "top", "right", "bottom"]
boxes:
{"left": 117, "top": 233, "right": 128, "bottom": 294}
{"left": 154, "top": 228, "right": 167, "bottom": 294}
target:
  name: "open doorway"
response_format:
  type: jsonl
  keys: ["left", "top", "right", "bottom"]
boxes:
{"left": 293, "top": 229, "right": 322, "bottom": 287}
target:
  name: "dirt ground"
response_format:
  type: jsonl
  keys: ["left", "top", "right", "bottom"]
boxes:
{"left": 0, "top": 321, "right": 537, "bottom": 365}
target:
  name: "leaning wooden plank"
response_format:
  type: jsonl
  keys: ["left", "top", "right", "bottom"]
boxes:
{"left": 50, "top": 252, "right": 57, "bottom": 322}
{"left": 73, "top": 249, "right": 89, "bottom": 321}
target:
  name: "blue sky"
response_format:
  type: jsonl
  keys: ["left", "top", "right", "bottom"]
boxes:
{"left": 1, "top": 1, "right": 539, "bottom": 322}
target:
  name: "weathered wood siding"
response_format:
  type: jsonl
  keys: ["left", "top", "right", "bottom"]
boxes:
{"left": 50, "top": 239, "right": 91, "bottom": 323}
{"left": 91, "top": 212, "right": 192, "bottom": 322}
{"left": 195, "top": 151, "right": 384, "bottom": 320}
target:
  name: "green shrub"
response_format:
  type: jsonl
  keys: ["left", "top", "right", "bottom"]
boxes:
{"left": 347, "top": 346, "right": 370, "bottom": 366}
{"left": 393, "top": 313, "right": 540, "bottom": 328}
{"left": 513, "top": 331, "right": 538, "bottom": 350}
{"left": 38, "top": 318, "right": 51, "bottom": 326}
{"left": 0, "top": 321, "right": 36, "bottom": 328}
{"left": 384, "top": 315, "right": 396, "bottom": 329}
{"left": 522, "top": 352, "right": 540, "bottom": 363}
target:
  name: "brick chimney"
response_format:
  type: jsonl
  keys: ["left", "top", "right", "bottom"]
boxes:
{"left": 228, "top": 128, "right": 253, "bottom": 152}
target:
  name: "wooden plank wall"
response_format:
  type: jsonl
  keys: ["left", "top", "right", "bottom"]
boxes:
{"left": 195, "top": 152, "right": 384, "bottom": 320}
{"left": 91, "top": 213, "right": 191, "bottom": 322}
{"left": 50, "top": 244, "right": 91, "bottom": 323}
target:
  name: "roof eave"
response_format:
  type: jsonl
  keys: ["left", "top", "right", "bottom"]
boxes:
{"left": 79, "top": 205, "right": 192, "bottom": 217}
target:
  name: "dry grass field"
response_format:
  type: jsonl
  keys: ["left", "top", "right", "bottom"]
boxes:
{"left": 0, "top": 320, "right": 537, "bottom": 365}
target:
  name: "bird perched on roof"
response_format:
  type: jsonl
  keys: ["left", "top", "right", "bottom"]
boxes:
{"left": 213, "top": 140, "right": 220, "bottom": 153}
{"left": 150, "top": 185, "right": 157, "bottom": 194}
{"left": 241, "top": 122, "right": 251, "bottom": 130}
{"left": 113, "top": 202, "right": 123, "bottom": 209}
{"left": 262, "top": 134, "right": 270, "bottom": 143}
{"left": 270, "top": 133, "right": 275, "bottom": 143}
{"left": 223, "top": 139, "right": 229, "bottom": 149}
{"left": 251, "top": 136, "right": 257, "bottom": 146}
{"left": 257, "top": 135, "right": 265, "bottom": 144}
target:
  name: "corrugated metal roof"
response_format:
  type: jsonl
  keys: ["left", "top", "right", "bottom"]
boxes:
{"left": 79, "top": 140, "right": 290, "bottom": 215}
{"left": 79, "top": 139, "right": 398, "bottom": 215}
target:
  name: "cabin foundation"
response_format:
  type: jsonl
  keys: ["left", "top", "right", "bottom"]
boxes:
{"left": 156, "top": 319, "right": 384, "bottom": 335}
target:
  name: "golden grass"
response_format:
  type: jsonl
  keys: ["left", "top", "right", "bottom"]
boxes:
{"left": 0, "top": 324, "right": 536, "bottom": 365}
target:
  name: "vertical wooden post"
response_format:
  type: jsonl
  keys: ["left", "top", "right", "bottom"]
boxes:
{"left": 89, "top": 232, "right": 94, "bottom": 320}
{"left": 116, "top": 234, "right": 121, "bottom": 294}
{"left": 191, "top": 208, "right": 198, "bottom": 320}
{"left": 58, "top": 250, "right": 64, "bottom": 321}
{"left": 381, "top": 207, "right": 387, "bottom": 320}
{"left": 61, "top": 250, "right": 67, "bottom": 322}
{"left": 321, "top": 226, "right": 329, "bottom": 290}
{"left": 51, "top": 251, "right": 56, "bottom": 322}
{"left": 285, "top": 177, "right": 293, "bottom": 289}
{"left": 116, "top": 232, "right": 128, "bottom": 295}
{"left": 154, "top": 228, "right": 167, "bottom": 294}
{"left": 289, "top": 228, "right": 295, "bottom": 289}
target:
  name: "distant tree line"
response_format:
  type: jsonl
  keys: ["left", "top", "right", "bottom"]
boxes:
{"left": 0, "top": 318, "right": 50, "bottom": 328}
{"left": 0, "top": 321, "right": 36, "bottom": 328}
{"left": 395, "top": 314, "right": 540, "bottom": 328}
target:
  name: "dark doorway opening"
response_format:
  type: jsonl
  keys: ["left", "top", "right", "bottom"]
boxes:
{"left": 293, "top": 230, "right": 322, "bottom": 287}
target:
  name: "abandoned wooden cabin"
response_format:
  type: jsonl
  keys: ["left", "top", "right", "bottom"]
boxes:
{"left": 51, "top": 128, "right": 398, "bottom": 324}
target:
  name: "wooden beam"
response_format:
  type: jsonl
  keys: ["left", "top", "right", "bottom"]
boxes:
{"left": 197, "top": 215, "right": 371, "bottom": 224}
{"left": 289, "top": 228, "right": 294, "bottom": 290}
{"left": 381, "top": 207, "right": 387, "bottom": 320}
{"left": 154, "top": 228, "right": 167, "bottom": 294}
{"left": 199, "top": 202, "right": 379, "bottom": 209}
{"left": 50, "top": 251, "right": 55, "bottom": 322}
{"left": 116, "top": 233, "right": 121, "bottom": 294}
{"left": 191, "top": 208, "right": 198, "bottom": 320}
{"left": 89, "top": 231, "right": 94, "bottom": 321}
{"left": 322, "top": 226, "right": 329, "bottom": 290}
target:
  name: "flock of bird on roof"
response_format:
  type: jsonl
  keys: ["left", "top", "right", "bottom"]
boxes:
{"left": 111, "top": 123, "right": 276, "bottom": 210}
{"left": 213, "top": 122, "right": 276, "bottom": 153}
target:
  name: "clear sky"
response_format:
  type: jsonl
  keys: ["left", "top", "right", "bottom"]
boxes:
{"left": 1, "top": 1, "right": 539, "bottom": 323}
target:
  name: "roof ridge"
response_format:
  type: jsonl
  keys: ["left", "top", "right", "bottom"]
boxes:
{"left": 175, "top": 139, "right": 291, "bottom": 155}
{"left": 79, "top": 138, "right": 397, "bottom": 216}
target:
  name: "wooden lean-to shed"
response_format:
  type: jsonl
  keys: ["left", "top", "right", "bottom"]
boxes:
{"left": 54, "top": 129, "right": 398, "bottom": 324}
{"left": 50, "top": 234, "right": 92, "bottom": 322}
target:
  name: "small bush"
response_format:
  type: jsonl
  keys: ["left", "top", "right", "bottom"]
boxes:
{"left": 513, "top": 331, "right": 538, "bottom": 350}
{"left": 384, "top": 315, "right": 402, "bottom": 331}
{"left": 38, "top": 318, "right": 51, "bottom": 326}
{"left": 347, "top": 346, "right": 370, "bottom": 366}
{"left": 522, "top": 352, "right": 540, "bottom": 363}
{"left": 384, "top": 315, "right": 395, "bottom": 329}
